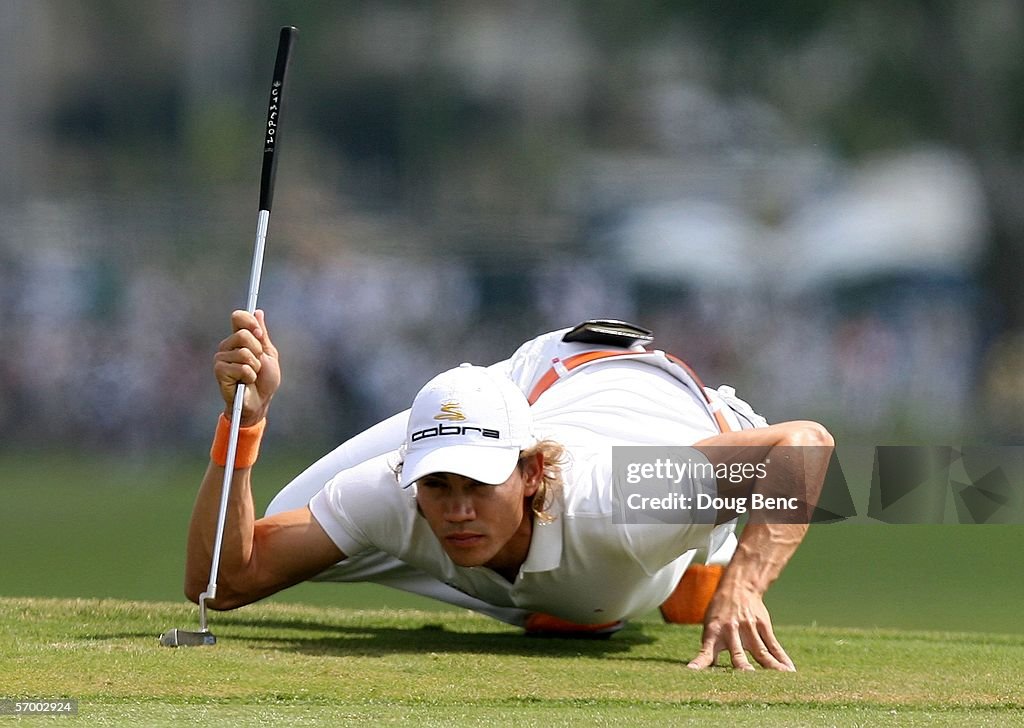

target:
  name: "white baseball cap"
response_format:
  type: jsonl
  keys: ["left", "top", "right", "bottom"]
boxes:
{"left": 399, "top": 363, "right": 536, "bottom": 488}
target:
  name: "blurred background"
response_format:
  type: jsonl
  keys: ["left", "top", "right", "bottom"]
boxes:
{"left": 1, "top": 1, "right": 1022, "bottom": 630}
{"left": 2, "top": 0, "right": 1022, "bottom": 454}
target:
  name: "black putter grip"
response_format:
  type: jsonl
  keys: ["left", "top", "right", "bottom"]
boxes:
{"left": 259, "top": 26, "right": 298, "bottom": 212}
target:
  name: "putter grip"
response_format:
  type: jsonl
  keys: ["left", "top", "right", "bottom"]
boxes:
{"left": 259, "top": 26, "right": 298, "bottom": 212}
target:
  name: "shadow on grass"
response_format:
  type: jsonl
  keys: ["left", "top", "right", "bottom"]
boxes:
{"left": 101, "top": 613, "right": 666, "bottom": 659}
{"left": 241, "top": 619, "right": 657, "bottom": 659}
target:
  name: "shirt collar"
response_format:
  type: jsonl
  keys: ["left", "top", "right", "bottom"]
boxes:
{"left": 519, "top": 493, "right": 564, "bottom": 573}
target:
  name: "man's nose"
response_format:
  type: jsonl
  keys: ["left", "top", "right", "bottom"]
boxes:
{"left": 444, "top": 494, "right": 476, "bottom": 521}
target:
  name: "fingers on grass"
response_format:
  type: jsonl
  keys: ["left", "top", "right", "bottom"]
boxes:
{"left": 758, "top": 622, "right": 796, "bottom": 672}
{"left": 688, "top": 619, "right": 796, "bottom": 673}
{"left": 686, "top": 650, "right": 714, "bottom": 670}
{"left": 727, "top": 628, "right": 755, "bottom": 671}
{"left": 737, "top": 619, "right": 796, "bottom": 672}
{"left": 686, "top": 631, "right": 721, "bottom": 670}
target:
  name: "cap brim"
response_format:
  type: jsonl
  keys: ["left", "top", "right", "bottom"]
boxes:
{"left": 400, "top": 444, "right": 520, "bottom": 488}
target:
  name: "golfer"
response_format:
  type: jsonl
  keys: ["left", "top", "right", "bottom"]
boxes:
{"left": 185, "top": 311, "right": 833, "bottom": 671}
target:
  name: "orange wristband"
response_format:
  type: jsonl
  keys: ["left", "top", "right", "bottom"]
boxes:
{"left": 210, "top": 414, "right": 266, "bottom": 469}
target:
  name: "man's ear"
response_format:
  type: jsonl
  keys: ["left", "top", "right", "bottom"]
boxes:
{"left": 520, "top": 451, "right": 544, "bottom": 497}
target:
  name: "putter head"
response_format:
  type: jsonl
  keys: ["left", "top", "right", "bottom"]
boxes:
{"left": 159, "top": 628, "right": 216, "bottom": 647}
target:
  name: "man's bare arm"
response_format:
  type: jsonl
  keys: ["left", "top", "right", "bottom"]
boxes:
{"left": 185, "top": 463, "right": 343, "bottom": 610}
{"left": 184, "top": 309, "right": 344, "bottom": 610}
{"left": 688, "top": 421, "right": 834, "bottom": 671}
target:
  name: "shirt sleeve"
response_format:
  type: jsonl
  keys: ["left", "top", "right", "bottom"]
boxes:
{"left": 308, "top": 451, "right": 416, "bottom": 558}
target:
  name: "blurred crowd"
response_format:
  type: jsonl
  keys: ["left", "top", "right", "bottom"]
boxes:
{"left": 2, "top": 2, "right": 1022, "bottom": 455}
{"left": 0, "top": 191, "right": 1006, "bottom": 456}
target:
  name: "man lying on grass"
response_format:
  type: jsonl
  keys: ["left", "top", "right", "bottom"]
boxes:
{"left": 185, "top": 311, "right": 833, "bottom": 671}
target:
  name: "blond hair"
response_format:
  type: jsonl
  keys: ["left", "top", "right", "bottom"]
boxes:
{"left": 519, "top": 439, "right": 566, "bottom": 523}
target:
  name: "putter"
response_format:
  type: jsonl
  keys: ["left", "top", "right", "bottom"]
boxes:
{"left": 160, "top": 25, "right": 298, "bottom": 648}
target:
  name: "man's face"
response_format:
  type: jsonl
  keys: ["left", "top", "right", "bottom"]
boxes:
{"left": 414, "top": 455, "right": 541, "bottom": 571}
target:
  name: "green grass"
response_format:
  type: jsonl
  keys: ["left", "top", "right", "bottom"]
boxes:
{"left": 0, "top": 452, "right": 459, "bottom": 614}
{"left": 2, "top": 453, "right": 1022, "bottom": 632}
{"left": 2, "top": 597, "right": 1023, "bottom": 726}
{"left": 3, "top": 453, "right": 1024, "bottom": 724}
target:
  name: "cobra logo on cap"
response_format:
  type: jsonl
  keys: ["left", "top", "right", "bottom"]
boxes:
{"left": 434, "top": 401, "right": 466, "bottom": 422}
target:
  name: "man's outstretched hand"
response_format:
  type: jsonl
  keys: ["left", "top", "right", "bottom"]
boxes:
{"left": 686, "top": 583, "right": 796, "bottom": 672}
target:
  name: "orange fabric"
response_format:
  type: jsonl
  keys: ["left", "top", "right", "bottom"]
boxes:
{"left": 526, "top": 350, "right": 639, "bottom": 405}
{"left": 526, "top": 348, "right": 732, "bottom": 434}
{"left": 663, "top": 353, "right": 733, "bottom": 434}
{"left": 524, "top": 613, "right": 623, "bottom": 635}
{"left": 659, "top": 564, "right": 724, "bottom": 624}
{"left": 210, "top": 414, "right": 266, "bottom": 469}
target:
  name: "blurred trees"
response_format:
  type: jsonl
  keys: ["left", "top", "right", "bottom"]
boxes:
{"left": 580, "top": 0, "right": 1022, "bottom": 329}
{"left": 20, "top": 2, "right": 1022, "bottom": 331}
{"left": 3, "top": 1, "right": 1022, "bottom": 445}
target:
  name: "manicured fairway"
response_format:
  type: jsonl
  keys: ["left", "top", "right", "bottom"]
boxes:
{"left": 3, "top": 453, "right": 1023, "bottom": 725}
{"left": 2, "top": 453, "right": 1021, "bottom": 635}
{"left": 1, "top": 597, "right": 1021, "bottom": 727}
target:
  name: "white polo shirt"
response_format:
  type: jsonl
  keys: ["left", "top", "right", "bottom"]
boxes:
{"left": 309, "top": 357, "right": 728, "bottom": 623}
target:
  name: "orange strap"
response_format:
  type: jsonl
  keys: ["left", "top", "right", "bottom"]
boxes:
{"left": 662, "top": 352, "right": 733, "bottom": 434}
{"left": 527, "top": 350, "right": 638, "bottom": 405}
{"left": 210, "top": 414, "right": 266, "bottom": 469}
{"left": 526, "top": 349, "right": 732, "bottom": 433}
